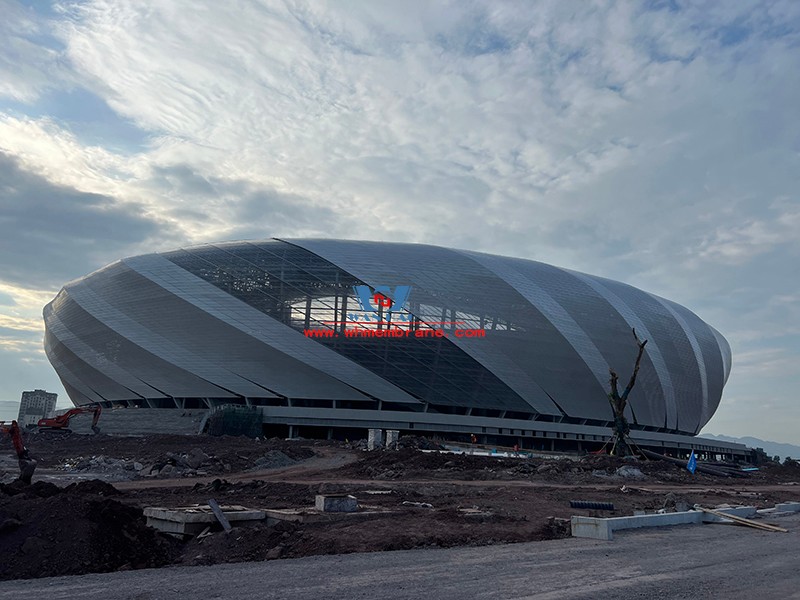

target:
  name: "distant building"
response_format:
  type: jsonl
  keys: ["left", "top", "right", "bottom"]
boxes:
{"left": 17, "top": 389, "right": 58, "bottom": 428}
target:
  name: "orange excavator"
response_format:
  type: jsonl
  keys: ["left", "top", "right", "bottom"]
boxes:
{"left": 37, "top": 406, "right": 102, "bottom": 434}
{"left": 1, "top": 420, "right": 37, "bottom": 484}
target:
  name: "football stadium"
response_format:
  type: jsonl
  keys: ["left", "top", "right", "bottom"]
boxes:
{"left": 43, "top": 239, "right": 744, "bottom": 458}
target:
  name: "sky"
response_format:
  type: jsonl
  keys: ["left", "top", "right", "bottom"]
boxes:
{"left": 0, "top": 0, "right": 797, "bottom": 443}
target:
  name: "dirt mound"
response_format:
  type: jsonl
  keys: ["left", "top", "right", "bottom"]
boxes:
{"left": 0, "top": 480, "right": 177, "bottom": 580}
{"left": 337, "top": 448, "right": 518, "bottom": 480}
{"left": 760, "top": 460, "right": 800, "bottom": 480}
{"left": 181, "top": 520, "right": 298, "bottom": 565}
{"left": 397, "top": 436, "right": 447, "bottom": 451}
{"left": 64, "top": 479, "right": 121, "bottom": 496}
{"left": 0, "top": 480, "right": 62, "bottom": 498}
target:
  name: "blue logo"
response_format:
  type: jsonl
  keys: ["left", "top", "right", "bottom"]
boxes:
{"left": 351, "top": 285, "right": 411, "bottom": 322}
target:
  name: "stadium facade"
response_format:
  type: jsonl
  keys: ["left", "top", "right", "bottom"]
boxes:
{"left": 43, "top": 239, "right": 743, "bottom": 457}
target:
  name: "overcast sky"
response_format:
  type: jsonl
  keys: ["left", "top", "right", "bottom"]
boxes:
{"left": 0, "top": 0, "right": 797, "bottom": 443}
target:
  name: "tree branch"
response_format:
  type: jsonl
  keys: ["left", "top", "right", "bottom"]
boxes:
{"left": 621, "top": 328, "right": 648, "bottom": 401}
{"left": 609, "top": 369, "right": 620, "bottom": 399}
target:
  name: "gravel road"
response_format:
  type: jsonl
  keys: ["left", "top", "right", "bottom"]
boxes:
{"left": 1, "top": 513, "right": 797, "bottom": 599}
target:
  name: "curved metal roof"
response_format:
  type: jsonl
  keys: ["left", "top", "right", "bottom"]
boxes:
{"left": 43, "top": 238, "right": 731, "bottom": 435}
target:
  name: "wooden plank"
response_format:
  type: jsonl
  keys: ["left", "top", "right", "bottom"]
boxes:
{"left": 208, "top": 498, "right": 232, "bottom": 532}
{"left": 696, "top": 507, "right": 788, "bottom": 532}
{"left": 704, "top": 509, "right": 787, "bottom": 532}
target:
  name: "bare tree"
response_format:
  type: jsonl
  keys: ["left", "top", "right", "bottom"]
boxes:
{"left": 607, "top": 328, "right": 648, "bottom": 456}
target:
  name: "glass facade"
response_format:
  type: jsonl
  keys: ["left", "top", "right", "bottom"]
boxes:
{"left": 43, "top": 239, "right": 732, "bottom": 435}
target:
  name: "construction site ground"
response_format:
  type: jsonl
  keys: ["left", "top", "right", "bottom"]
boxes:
{"left": 1, "top": 433, "right": 799, "bottom": 582}
{"left": 2, "top": 512, "right": 798, "bottom": 600}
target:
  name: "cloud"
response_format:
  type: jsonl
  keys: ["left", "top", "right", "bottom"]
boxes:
{"left": 0, "top": 1, "right": 75, "bottom": 102}
{"left": 0, "top": 151, "right": 166, "bottom": 288}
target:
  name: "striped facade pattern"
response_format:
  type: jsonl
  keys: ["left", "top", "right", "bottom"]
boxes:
{"left": 43, "top": 239, "right": 731, "bottom": 435}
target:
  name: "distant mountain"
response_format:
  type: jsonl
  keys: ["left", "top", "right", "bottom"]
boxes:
{"left": 703, "top": 434, "right": 800, "bottom": 460}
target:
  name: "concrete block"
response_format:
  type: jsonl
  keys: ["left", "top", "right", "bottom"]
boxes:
{"left": 315, "top": 494, "right": 358, "bottom": 513}
{"left": 367, "top": 429, "right": 383, "bottom": 450}
{"left": 386, "top": 430, "right": 399, "bottom": 449}
{"left": 571, "top": 517, "right": 612, "bottom": 540}
{"left": 775, "top": 502, "right": 800, "bottom": 513}
{"left": 572, "top": 511, "right": 703, "bottom": 541}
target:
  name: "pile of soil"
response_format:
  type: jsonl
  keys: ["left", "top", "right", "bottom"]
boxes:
{"left": 0, "top": 480, "right": 178, "bottom": 580}
{"left": 758, "top": 460, "right": 800, "bottom": 481}
{"left": 397, "top": 436, "right": 447, "bottom": 450}
{"left": 180, "top": 507, "right": 553, "bottom": 566}
{"left": 336, "top": 448, "right": 519, "bottom": 479}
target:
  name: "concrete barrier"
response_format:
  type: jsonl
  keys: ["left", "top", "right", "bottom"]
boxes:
{"left": 572, "top": 512, "right": 703, "bottom": 540}
{"left": 571, "top": 506, "right": 758, "bottom": 540}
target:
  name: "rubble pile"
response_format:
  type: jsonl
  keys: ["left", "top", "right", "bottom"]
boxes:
{"left": 56, "top": 445, "right": 312, "bottom": 480}
{"left": 61, "top": 456, "right": 140, "bottom": 481}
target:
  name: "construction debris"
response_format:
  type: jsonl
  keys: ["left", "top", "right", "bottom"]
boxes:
{"left": 640, "top": 449, "right": 749, "bottom": 478}
{"left": 1, "top": 433, "right": 797, "bottom": 581}
{"left": 694, "top": 506, "right": 788, "bottom": 533}
{"left": 570, "top": 500, "right": 615, "bottom": 511}
{"left": 208, "top": 498, "right": 233, "bottom": 531}
{"left": 315, "top": 494, "right": 358, "bottom": 513}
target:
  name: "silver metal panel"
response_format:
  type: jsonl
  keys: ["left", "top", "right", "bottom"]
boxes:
{"left": 211, "top": 240, "right": 523, "bottom": 410}
{"left": 458, "top": 249, "right": 611, "bottom": 408}
{"left": 63, "top": 277, "right": 251, "bottom": 399}
{"left": 53, "top": 288, "right": 237, "bottom": 399}
{"left": 125, "top": 254, "right": 420, "bottom": 403}
{"left": 649, "top": 294, "right": 709, "bottom": 431}
{"left": 565, "top": 270, "right": 677, "bottom": 430}
{"left": 44, "top": 303, "right": 162, "bottom": 399}
{"left": 288, "top": 239, "right": 562, "bottom": 415}
{"left": 101, "top": 262, "right": 375, "bottom": 401}
{"left": 43, "top": 329, "right": 107, "bottom": 404}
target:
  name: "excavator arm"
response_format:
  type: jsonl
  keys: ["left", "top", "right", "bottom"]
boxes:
{"left": 37, "top": 406, "right": 102, "bottom": 434}
{"left": 1, "top": 420, "right": 27, "bottom": 458}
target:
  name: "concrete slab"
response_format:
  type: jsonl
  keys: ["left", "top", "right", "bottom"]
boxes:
{"left": 144, "top": 505, "right": 265, "bottom": 523}
{"left": 144, "top": 504, "right": 265, "bottom": 536}
{"left": 264, "top": 507, "right": 392, "bottom": 526}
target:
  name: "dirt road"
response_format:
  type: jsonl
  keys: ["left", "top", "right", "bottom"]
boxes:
{"left": 2, "top": 513, "right": 798, "bottom": 599}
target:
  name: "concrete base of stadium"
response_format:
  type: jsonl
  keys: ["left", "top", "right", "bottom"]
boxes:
{"left": 256, "top": 406, "right": 752, "bottom": 461}
{"left": 63, "top": 407, "right": 208, "bottom": 436}
{"left": 78, "top": 402, "right": 752, "bottom": 461}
